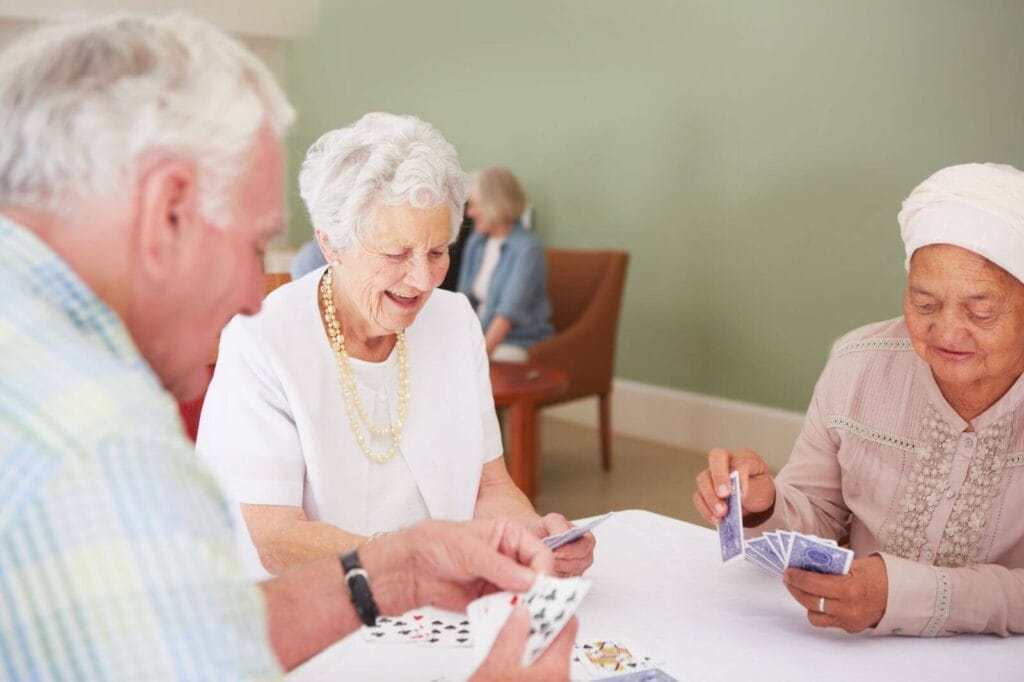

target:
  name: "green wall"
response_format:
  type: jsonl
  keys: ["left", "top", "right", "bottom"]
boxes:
{"left": 285, "top": 0, "right": 1024, "bottom": 412}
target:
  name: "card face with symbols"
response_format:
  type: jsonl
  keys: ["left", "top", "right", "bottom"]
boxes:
{"left": 467, "top": 592, "right": 518, "bottom": 663}
{"left": 360, "top": 612, "right": 427, "bottom": 643}
{"left": 576, "top": 638, "right": 660, "bottom": 676}
{"left": 520, "top": 574, "right": 590, "bottom": 666}
{"left": 416, "top": 608, "right": 473, "bottom": 647}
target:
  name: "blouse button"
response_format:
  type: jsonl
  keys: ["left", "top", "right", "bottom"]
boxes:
{"left": 962, "top": 435, "right": 975, "bottom": 448}
{"left": 944, "top": 490, "right": 955, "bottom": 499}
{"left": 923, "top": 549, "right": 934, "bottom": 561}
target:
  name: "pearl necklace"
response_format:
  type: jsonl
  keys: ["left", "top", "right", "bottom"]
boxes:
{"left": 320, "top": 269, "right": 409, "bottom": 463}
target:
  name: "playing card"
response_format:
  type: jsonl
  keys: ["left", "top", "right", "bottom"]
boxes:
{"left": 544, "top": 512, "right": 615, "bottom": 550}
{"left": 717, "top": 470, "right": 744, "bottom": 563}
{"left": 777, "top": 531, "right": 792, "bottom": 565}
{"left": 576, "top": 639, "right": 659, "bottom": 677}
{"left": 416, "top": 608, "right": 473, "bottom": 647}
{"left": 786, "top": 534, "right": 853, "bottom": 575}
{"left": 594, "top": 668, "right": 679, "bottom": 682}
{"left": 764, "top": 531, "right": 787, "bottom": 560}
{"left": 468, "top": 592, "right": 518, "bottom": 663}
{"left": 360, "top": 612, "right": 428, "bottom": 643}
{"left": 743, "top": 549, "right": 784, "bottom": 576}
{"left": 521, "top": 574, "right": 591, "bottom": 666}
{"left": 745, "top": 536, "right": 784, "bottom": 573}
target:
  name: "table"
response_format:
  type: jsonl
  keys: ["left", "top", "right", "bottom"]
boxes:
{"left": 489, "top": 361, "right": 568, "bottom": 501}
{"left": 288, "top": 510, "right": 1023, "bottom": 681}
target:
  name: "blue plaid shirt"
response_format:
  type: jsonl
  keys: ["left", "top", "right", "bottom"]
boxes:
{"left": 0, "top": 215, "right": 281, "bottom": 680}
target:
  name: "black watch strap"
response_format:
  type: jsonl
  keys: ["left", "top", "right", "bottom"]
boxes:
{"left": 341, "top": 550, "right": 380, "bottom": 626}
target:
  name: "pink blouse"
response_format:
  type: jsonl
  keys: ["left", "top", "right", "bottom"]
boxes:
{"left": 749, "top": 317, "right": 1024, "bottom": 636}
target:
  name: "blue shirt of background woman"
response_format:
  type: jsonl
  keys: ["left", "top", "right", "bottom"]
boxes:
{"left": 457, "top": 167, "right": 554, "bottom": 360}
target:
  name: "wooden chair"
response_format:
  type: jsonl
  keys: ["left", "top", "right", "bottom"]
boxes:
{"left": 528, "top": 249, "right": 629, "bottom": 470}
{"left": 178, "top": 272, "right": 292, "bottom": 440}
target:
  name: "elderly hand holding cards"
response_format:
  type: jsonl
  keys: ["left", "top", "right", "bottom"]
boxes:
{"left": 530, "top": 513, "right": 596, "bottom": 577}
{"left": 693, "top": 447, "right": 889, "bottom": 634}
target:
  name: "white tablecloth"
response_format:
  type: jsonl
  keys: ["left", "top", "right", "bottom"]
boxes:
{"left": 288, "top": 509, "right": 1023, "bottom": 681}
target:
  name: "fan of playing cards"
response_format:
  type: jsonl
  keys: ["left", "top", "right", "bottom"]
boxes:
{"left": 360, "top": 575, "right": 590, "bottom": 660}
{"left": 718, "top": 470, "right": 853, "bottom": 576}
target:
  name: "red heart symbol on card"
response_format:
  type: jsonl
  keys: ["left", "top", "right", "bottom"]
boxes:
{"left": 413, "top": 615, "right": 424, "bottom": 620}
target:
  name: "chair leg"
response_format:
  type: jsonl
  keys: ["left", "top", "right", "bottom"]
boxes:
{"left": 599, "top": 393, "right": 612, "bottom": 471}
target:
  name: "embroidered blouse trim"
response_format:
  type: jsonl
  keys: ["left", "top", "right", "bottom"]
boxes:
{"left": 1005, "top": 452, "right": 1024, "bottom": 467}
{"left": 922, "top": 568, "right": 952, "bottom": 637}
{"left": 882, "top": 404, "right": 1012, "bottom": 567}
{"left": 832, "top": 337, "right": 913, "bottom": 357}
{"left": 936, "top": 411, "right": 1011, "bottom": 567}
{"left": 825, "top": 415, "right": 918, "bottom": 453}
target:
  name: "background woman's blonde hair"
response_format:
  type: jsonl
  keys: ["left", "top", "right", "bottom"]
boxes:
{"left": 472, "top": 166, "right": 527, "bottom": 226}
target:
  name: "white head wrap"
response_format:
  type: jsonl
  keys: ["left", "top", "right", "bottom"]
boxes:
{"left": 898, "top": 162, "right": 1024, "bottom": 284}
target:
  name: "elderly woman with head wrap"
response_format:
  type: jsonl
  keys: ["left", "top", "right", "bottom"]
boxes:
{"left": 457, "top": 166, "right": 554, "bottom": 362}
{"left": 197, "top": 113, "right": 594, "bottom": 579}
{"left": 694, "top": 163, "right": 1024, "bottom": 637}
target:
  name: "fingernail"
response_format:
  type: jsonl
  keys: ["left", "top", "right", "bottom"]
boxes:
{"left": 715, "top": 502, "right": 726, "bottom": 515}
{"left": 717, "top": 485, "right": 729, "bottom": 497}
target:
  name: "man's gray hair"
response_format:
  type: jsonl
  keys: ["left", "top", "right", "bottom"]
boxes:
{"left": 299, "top": 112, "right": 469, "bottom": 249}
{"left": 0, "top": 13, "right": 294, "bottom": 226}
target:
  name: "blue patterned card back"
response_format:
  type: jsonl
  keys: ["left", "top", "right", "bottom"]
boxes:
{"left": 717, "top": 471, "right": 744, "bottom": 563}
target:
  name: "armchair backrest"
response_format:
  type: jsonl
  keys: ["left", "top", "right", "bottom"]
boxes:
{"left": 529, "top": 249, "right": 629, "bottom": 402}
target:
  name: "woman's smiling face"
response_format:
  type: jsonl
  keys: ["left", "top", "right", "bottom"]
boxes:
{"left": 328, "top": 201, "right": 451, "bottom": 338}
{"left": 904, "top": 243, "right": 1024, "bottom": 398}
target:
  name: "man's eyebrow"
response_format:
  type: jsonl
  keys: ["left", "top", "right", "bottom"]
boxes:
{"left": 907, "top": 286, "right": 935, "bottom": 297}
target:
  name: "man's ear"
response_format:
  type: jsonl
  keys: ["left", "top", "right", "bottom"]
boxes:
{"left": 136, "top": 158, "right": 200, "bottom": 278}
{"left": 316, "top": 229, "right": 341, "bottom": 264}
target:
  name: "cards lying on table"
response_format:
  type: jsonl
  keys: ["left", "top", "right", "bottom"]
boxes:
{"left": 544, "top": 512, "right": 615, "bottom": 550}
{"left": 468, "top": 574, "right": 591, "bottom": 667}
{"left": 570, "top": 638, "right": 674, "bottom": 680}
{"left": 360, "top": 607, "right": 473, "bottom": 647}
{"left": 716, "top": 470, "right": 852, "bottom": 575}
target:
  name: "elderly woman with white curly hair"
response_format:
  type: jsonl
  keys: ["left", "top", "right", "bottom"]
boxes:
{"left": 695, "top": 162, "right": 1024, "bottom": 637}
{"left": 197, "top": 112, "right": 594, "bottom": 579}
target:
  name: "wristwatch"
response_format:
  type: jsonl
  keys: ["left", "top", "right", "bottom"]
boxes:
{"left": 340, "top": 550, "right": 380, "bottom": 626}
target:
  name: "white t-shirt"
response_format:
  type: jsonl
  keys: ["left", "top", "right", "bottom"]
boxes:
{"left": 471, "top": 235, "right": 505, "bottom": 317}
{"left": 196, "top": 268, "right": 503, "bottom": 578}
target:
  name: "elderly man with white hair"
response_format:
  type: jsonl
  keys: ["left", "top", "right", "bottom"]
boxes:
{"left": 694, "top": 162, "right": 1024, "bottom": 637}
{"left": 196, "top": 113, "right": 595, "bottom": 580}
{"left": 0, "top": 13, "right": 576, "bottom": 679}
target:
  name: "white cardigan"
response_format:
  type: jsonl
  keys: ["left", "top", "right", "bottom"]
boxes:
{"left": 196, "top": 268, "right": 502, "bottom": 576}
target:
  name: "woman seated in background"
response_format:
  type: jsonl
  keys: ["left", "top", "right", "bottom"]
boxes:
{"left": 694, "top": 162, "right": 1024, "bottom": 637}
{"left": 457, "top": 167, "right": 554, "bottom": 362}
{"left": 197, "top": 113, "right": 593, "bottom": 578}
